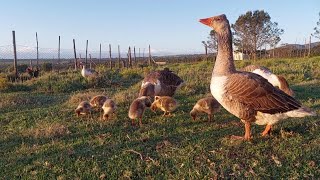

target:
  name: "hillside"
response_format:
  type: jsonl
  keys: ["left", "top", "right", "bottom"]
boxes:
{"left": 0, "top": 57, "right": 319, "bottom": 179}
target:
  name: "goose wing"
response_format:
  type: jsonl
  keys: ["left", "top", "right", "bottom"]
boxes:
{"left": 224, "top": 72, "right": 301, "bottom": 115}
{"left": 143, "top": 69, "right": 183, "bottom": 86}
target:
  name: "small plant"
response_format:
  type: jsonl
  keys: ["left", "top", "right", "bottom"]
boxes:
{"left": 0, "top": 73, "right": 10, "bottom": 90}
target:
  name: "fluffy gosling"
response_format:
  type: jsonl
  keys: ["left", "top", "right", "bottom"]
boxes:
{"left": 150, "top": 96, "right": 178, "bottom": 116}
{"left": 75, "top": 101, "right": 92, "bottom": 117}
{"left": 128, "top": 96, "right": 152, "bottom": 127}
{"left": 190, "top": 97, "right": 221, "bottom": 121}
{"left": 102, "top": 99, "right": 117, "bottom": 120}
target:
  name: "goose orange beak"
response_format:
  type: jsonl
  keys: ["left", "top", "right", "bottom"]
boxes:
{"left": 199, "top": 17, "right": 212, "bottom": 26}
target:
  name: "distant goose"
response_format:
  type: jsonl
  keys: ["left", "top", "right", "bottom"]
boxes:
{"left": 81, "top": 63, "right": 98, "bottom": 78}
{"left": 139, "top": 68, "right": 184, "bottom": 97}
{"left": 190, "top": 97, "right": 221, "bottom": 122}
{"left": 241, "top": 65, "right": 294, "bottom": 96}
{"left": 199, "top": 14, "right": 316, "bottom": 140}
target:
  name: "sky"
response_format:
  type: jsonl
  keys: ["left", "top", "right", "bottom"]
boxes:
{"left": 0, "top": 0, "right": 319, "bottom": 56}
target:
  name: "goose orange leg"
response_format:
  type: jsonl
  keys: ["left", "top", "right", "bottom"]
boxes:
{"left": 244, "top": 121, "right": 251, "bottom": 140}
{"left": 139, "top": 117, "right": 143, "bottom": 127}
{"left": 230, "top": 120, "right": 251, "bottom": 140}
{"left": 261, "top": 124, "right": 272, "bottom": 136}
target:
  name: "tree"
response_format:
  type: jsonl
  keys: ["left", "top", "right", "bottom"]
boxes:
{"left": 312, "top": 12, "right": 320, "bottom": 40}
{"left": 232, "top": 10, "right": 284, "bottom": 60}
{"left": 206, "top": 30, "right": 218, "bottom": 53}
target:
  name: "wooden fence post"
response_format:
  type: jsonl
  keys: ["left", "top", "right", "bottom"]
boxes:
{"left": 133, "top": 46, "right": 136, "bottom": 67}
{"left": 36, "top": 32, "right": 39, "bottom": 68}
{"left": 109, "top": 44, "right": 112, "bottom": 69}
{"left": 99, "top": 43, "right": 102, "bottom": 64}
{"left": 308, "top": 36, "right": 311, "bottom": 57}
{"left": 73, "top": 39, "right": 77, "bottom": 70}
{"left": 118, "top": 45, "right": 121, "bottom": 68}
{"left": 148, "top": 45, "right": 151, "bottom": 65}
{"left": 89, "top": 54, "right": 93, "bottom": 69}
{"left": 128, "top": 46, "right": 132, "bottom": 68}
{"left": 85, "top": 40, "right": 88, "bottom": 64}
{"left": 12, "top": 31, "right": 18, "bottom": 77}
{"left": 58, "top": 36, "right": 60, "bottom": 71}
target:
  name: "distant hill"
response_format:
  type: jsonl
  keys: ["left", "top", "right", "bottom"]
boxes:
{"left": 279, "top": 41, "right": 320, "bottom": 50}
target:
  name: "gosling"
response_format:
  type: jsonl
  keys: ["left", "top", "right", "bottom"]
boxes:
{"left": 190, "top": 97, "right": 221, "bottom": 122}
{"left": 150, "top": 96, "right": 178, "bottom": 116}
{"left": 90, "top": 95, "right": 109, "bottom": 109}
{"left": 102, "top": 99, "right": 117, "bottom": 121}
{"left": 75, "top": 101, "right": 92, "bottom": 117}
{"left": 128, "top": 96, "right": 152, "bottom": 127}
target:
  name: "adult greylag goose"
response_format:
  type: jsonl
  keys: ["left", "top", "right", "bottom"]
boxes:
{"left": 81, "top": 63, "right": 98, "bottom": 78}
{"left": 139, "top": 68, "right": 184, "bottom": 97}
{"left": 190, "top": 97, "right": 221, "bottom": 122}
{"left": 199, "top": 14, "right": 316, "bottom": 140}
{"left": 241, "top": 65, "right": 294, "bottom": 96}
{"left": 128, "top": 96, "right": 152, "bottom": 127}
{"left": 150, "top": 96, "right": 179, "bottom": 116}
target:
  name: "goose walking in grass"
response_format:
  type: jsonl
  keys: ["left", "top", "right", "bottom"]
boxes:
{"left": 90, "top": 95, "right": 109, "bottom": 119}
{"left": 190, "top": 97, "right": 221, "bottom": 122}
{"left": 199, "top": 14, "right": 316, "bottom": 140}
{"left": 80, "top": 63, "right": 98, "bottom": 78}
{"left": 128, "top": 96, "right": 152, "bottom": 127}
{"left": 139, "top": 68, "right": 184, "bottom": 97}
{"left": 102, "top": 99, "right": 117, "bottom": 121}
{"left": 75, "top": 101, "right": 92, "bottom": 117}
{"left": 241, "top": 65, "right": 294, "bottom": 96}
{"left": 150, "top": 96, "right": 179, "bottom": 116}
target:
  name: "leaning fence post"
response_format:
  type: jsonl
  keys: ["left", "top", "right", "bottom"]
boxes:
{"left": 73, "top": 39, "right": 77, "bottom": 70}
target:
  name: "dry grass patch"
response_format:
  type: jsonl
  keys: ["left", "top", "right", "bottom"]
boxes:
{"left": 24, "top": 122, "right": 70, "bottom": 139}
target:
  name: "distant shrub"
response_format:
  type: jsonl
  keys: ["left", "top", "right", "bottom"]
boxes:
{"left": 42, "top": 63, "right": 53, "bottom": 72}
{"left": 0, "top": 73, "right": 10, "bottom": 90}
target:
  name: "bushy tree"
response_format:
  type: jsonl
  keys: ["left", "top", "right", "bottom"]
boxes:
{"left": 206, "top": 30, "right": 218, "bottom": 53}
{"left": 312, "top": 12, "right": 320, "bottom": 40}
{"left": 232, "top": 10, "right": 284, "bottom": 59}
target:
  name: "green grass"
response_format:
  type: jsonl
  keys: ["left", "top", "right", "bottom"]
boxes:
{"left": 0, "top": 57, "right": 320, "bottom": 179}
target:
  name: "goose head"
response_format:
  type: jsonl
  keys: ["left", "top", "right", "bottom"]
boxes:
{"left": 199, "top": 14, "right": 229, "bottom": 33}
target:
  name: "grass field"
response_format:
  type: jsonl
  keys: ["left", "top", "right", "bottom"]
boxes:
{"left": 1, "top": 57, "right": 319, "bottom": 179}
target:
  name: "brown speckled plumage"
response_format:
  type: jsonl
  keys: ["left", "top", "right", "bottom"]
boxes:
{"left": 139, "top": 68, "right": 184, "bottom": 97}
{"left": 90, "top": 95, "right": 109, "bottom": 108}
